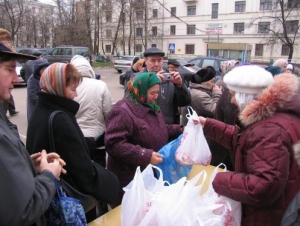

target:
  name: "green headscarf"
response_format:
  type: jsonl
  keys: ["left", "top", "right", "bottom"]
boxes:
{"left": 127, "top": 72, "right": 161, "bottom": 112}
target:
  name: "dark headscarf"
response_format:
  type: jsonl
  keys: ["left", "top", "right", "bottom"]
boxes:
{"left": 127, "top": 72, "right": 161, "bottom": 112}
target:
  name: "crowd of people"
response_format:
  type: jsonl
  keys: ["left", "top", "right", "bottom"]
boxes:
{"left": 1, "top": 25, "right": 300, "bottom": 225}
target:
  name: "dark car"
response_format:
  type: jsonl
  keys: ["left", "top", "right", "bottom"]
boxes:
{"left": 45, "top": 46, "right": 92, "bottom": 64}
{"left": 187, "top": 57, "right": 230, "bottom": 81}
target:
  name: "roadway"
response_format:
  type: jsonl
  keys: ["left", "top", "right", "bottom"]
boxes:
{"left": 9, "top": 67, "right": 124, "bottom": 144}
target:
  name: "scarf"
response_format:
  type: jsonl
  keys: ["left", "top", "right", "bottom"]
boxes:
{"left": 40, "top": 63, "right": 67, "bottom": 97}
{"left": 127, "top": 72, "right": 161, "bottom": 112}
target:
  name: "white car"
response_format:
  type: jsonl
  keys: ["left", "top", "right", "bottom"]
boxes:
{"left": 15, "top": 62, "right": 26, "bottom": 85}
{"left": 113, "top": 56, "right": 139, "bottom": 73}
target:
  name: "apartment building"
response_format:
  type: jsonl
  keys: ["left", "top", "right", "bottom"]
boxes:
{"left": 102, "top": 0, "right": 299, "bottom": 63}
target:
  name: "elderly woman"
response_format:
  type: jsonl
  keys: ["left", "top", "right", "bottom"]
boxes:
{"left": 105, "top": 72, "right": 183, "bottom": 207}
{"left": 195, "top": 65, "right": 300, "bottom": 226}
{"left": 189, "top": 66, "right": 222, "bottom": 118}
{"left": 26, "top": 63, "right": 119, "bottom": 222}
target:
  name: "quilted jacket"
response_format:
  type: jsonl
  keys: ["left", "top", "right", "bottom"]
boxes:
{"left": 204, "top": 73, "right": 300, "bottom": 226}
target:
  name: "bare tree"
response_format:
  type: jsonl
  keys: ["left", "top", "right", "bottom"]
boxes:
{"left": 249, "top": 0, "right": 300, "bottom": 60}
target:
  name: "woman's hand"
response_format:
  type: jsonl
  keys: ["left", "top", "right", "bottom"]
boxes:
{"left": 31, "top": 150, "right": 67, "bottom": 179}
{"left": 150, "top": 152, "right": 163, "bottom": 165}
{"left": 193, "top": 116, "right": 206, "bottom": 127}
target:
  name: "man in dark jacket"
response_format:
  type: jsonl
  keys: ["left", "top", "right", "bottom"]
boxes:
{"left": 126, "top": 47, "right": 191, "bottom": 124}
{"left": 20, "top": 50, "right": 43, "bottom": 82}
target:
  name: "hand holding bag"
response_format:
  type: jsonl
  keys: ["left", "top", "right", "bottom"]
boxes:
{"left": 46, "top": 179, "right": 87, "bottom": 226}
{"left": 175, "top": 106, "right": 212, "bottom": 166}
{"left": 48, "top": 110, "right": 97, "bottom": 213}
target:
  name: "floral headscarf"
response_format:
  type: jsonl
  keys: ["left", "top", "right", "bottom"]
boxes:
{"left": 127, "top": 72, "right": 161, "bottom": 112}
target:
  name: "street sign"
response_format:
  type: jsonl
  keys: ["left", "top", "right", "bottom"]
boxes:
{"left": 168, "top": 43, "right": 175, "bottom": 51}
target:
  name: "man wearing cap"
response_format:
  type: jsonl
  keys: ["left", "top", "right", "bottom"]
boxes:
{"left": 20, "top": 50, "right": 43, "bottom": 83}
{"left": 136, "top": 47, "right": 190, "bottom": 124}
{"left": 167, "top": 59, "right": 180, "bottom": 72}
{"left": 0, "top": 28, "right": 65, "bottom": 225}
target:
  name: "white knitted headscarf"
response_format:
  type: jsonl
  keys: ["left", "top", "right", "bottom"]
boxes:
{"left": 234, "top": 93, "right": 258, "bottom": 111}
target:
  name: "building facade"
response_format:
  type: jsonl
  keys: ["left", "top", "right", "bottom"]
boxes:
{"left": 101, "top": 0, "right": 299, "bottom": 63}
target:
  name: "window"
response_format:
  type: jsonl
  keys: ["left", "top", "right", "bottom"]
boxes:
{"left": 255, "top": 44, "right": 264, "bottom": 56}
{"left": 258, "top": 22, "right": 270, "bottom": 33}
{"left": 106, "top": 12, "right": 112, "bottom": 22}
{"left": 152, "top": 27, "right": 157, "bottom": 36}
{"left": 281, "top": 44, "right": 290, "bottom": 56}
{"left": 212, "top": 3, "right": 218, "bottom": 19}
{"left": 136, "top": 27, "right": 143, "bottom": 37}
{"left": 151, "top": 44, "right": 157, "bottom": 48}
{"left": 235, "top": 1, "right": 246, "bottom": 12}
{"left": 105, "top": 45, "right": 111, "bottom": 53}
{"left": 187, "top": 25, "right": 196, "bottom": 35}
{"left": 234, "top": 23, "right": 245, "bottom": 33}
{"left": 153, "top": 9, "right": 158, "bottom": 18}
{"left": 136, "top": 11, "right": 143, "bottom": 20}
{"left": 170, "top": 25, "right": 176, "bottom": 35}
{"left": 106, "top": 30, "right": 112, "bottom": 38}
{"left": 260, "top": 0, "right": 272, "bottom": 10}
{"left": 171, "top": 7, "right": 176, "bottom": 17}
{"left": 187, "top": 5, "right": 196, "bottom": 15}
{"left": 65, "top": 48, "right": 72, "bottom": 55}
{"left": 287, "top": 0, "right": 300, "bottom": 9}
{"left": 285, "top": 20, "right": 299, "bottom": 33}
{"left": 185, "top": 44, "right": 195, "bottom": 54}
{"left": 135, "top": 44, "right": 142, "bottom": 52}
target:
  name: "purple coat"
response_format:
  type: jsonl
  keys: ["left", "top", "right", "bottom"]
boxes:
{"left": 105, "top": 98, "right": 182, "bottom": 206}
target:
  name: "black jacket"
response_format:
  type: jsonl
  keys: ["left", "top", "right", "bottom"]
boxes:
{"left": 26, "top": 92, "right": 119, "bottom": 204}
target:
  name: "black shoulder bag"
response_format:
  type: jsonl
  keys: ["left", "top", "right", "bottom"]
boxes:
{"left": 48, "top": 110, "right": 97, "bottom": 213}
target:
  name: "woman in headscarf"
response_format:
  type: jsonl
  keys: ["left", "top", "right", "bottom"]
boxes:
{"left": 26, "top": 63, "right": 119, "bottom": 222}
{"left": 194, "top": 65, "right": 300, "bottom": 226}
{"left": 105, "top": 72, "right": 183, "bottom": 207}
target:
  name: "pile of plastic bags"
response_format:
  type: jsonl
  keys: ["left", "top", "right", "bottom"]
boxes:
{"left": 121, "top": 164, "right": 241, "bottom": 226}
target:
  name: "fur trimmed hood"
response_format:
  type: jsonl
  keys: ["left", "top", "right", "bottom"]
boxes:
{"left": 239, "top": 73, "right": 300, "bottom": 127}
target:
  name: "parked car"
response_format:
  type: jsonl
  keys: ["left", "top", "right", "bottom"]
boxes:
{"left": 15, "top": 61, "right": 26, "bottom": 85}
{"left": 18, "top": 48, "right": 48, "bottom": 58}
{"left": 114, "top": 56, "right": 139, "bottom": 73}
{"left": 45, "top": 46, "right": 92, "bottom": 64}
{"left": 187, "top": 57, "right": 231, "bottom": 81}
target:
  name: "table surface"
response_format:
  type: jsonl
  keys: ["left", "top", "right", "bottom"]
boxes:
{"left": 88, "top": 164, "right": 222, "bottom": 226}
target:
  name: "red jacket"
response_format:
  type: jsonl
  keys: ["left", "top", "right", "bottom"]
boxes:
{"left": 204, "top": 73, "right": 300, "bottom": 226}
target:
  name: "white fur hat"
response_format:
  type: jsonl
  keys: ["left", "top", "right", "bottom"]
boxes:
{"left": 224, "top": 65, "right": 274, "bottom": 94}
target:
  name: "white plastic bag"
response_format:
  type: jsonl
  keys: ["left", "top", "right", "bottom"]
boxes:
{"left": 121, "top": 165, "right": 166, "bottom": 226}
{"left": 176, "top": 106, "right": 212, "bottom": 166}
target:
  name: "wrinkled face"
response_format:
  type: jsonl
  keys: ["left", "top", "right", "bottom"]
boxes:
{"left": 168, "top": 64, "right": 179, "bottom": 72}
{"left": 147, "top": 84, "right": 159, "bottom": 104}
{"left": 144, "top": 55, "right": 164, "bottom": 73}
{"left": 203, "top": 78, "right": 215, "bottom": 89}
{"left": 0, "top": 60, "right": 19, "bottom": 102}
{"left": 64, "top": 81, "right": 78, "bottom": 100}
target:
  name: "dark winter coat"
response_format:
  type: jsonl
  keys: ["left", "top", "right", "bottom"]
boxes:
{"left": 105, "top": 98, "right": 182, "bottom": 206}
{"left": 204, "top": 73, "right": 300, "bottom": 226}
{"left": 0, "top": 109, "right": 56, "bottom": 226}
{"left": 209, "top": 86, "right": 238, "bottom": 171}
{"left": 26, "top": 92, "right": 119, "bottom": 204}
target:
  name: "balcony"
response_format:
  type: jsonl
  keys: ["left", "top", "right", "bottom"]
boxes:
{"left": 183, "top": 0, "right": 198, "bottom": 2}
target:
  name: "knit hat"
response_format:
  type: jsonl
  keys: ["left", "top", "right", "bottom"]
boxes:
{"left": 220, "top": 60, "right": 239, "bottom": 75}
{"left": 224, "top": 65, "right": 274, "bottom": 95}
{"left": 70, "top": 55, "right": 95, "bottom": 78}
{"left": 286, "top": 64, "right": 294, "bottom": 71}
{"left": 273, "top": 59, "right": 288, "bottom": 71}
{"left": 33, "top": 59, "right": 50, "bottom": 78}
{"left": 265, "top": 66, "right": 282, "bottom": 76}
{"left": 191, "top": 68, "right": 215, "bottom": 84}
{"left": 0, "top": 28, "right": 36, "bottom": 60}
{"left": 168, "top": 59, "right": 180, "bottom": 66}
